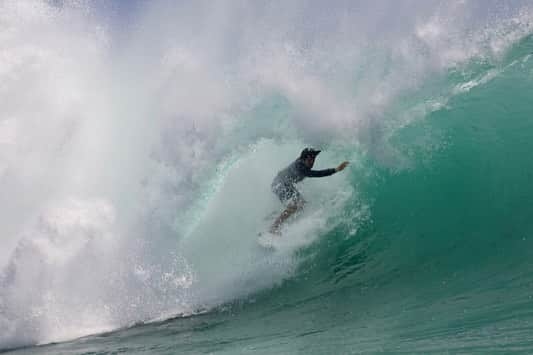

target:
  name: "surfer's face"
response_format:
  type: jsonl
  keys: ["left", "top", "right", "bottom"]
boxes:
{"left": 303, "top": 156, "right": 315, "bottom": 168}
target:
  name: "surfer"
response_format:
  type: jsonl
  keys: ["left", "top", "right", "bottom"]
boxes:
{"left": 270, "top": 148, "right": 349, "bottom": 234}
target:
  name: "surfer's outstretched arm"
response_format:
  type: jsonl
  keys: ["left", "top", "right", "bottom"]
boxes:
{"left": 305, "top": 168, "right": 336, "bottom": 177}
{"left": 305, "top": 161, "right": 349, "bottom": 177}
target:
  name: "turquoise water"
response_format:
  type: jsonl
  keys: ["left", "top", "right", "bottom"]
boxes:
{"left": 2, "top": 2, "right": 533, "bottom": 354}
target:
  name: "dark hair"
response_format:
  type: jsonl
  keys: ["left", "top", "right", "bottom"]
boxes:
{"left": 300, "top": 148, "right": 321, "bottom": 159}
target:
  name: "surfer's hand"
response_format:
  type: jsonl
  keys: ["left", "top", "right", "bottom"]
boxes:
{"left": 336, "top": 161, "right": 349, "bottom": 172}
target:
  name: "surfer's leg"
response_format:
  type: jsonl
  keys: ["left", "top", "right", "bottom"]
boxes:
{"left": 270, "top": 189, "right": 305, "bottom": 234}
{"left": 270, "top": 203, "right": 297, "bottom": 234}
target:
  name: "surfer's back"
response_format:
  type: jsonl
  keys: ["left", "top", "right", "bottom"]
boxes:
{"left": 272, "top": 159, "right": 307, "bottom": 187}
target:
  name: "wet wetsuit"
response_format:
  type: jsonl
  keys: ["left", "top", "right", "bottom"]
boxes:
{"left": 271, "top": 158, "right": 336, "bottom": 205}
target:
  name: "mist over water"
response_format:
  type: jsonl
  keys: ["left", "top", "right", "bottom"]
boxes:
{"left": 1, "top": 0, "right": 533, "bottom": 351}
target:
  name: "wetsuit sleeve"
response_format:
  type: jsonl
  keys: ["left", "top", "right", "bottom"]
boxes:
{"left": 305, "top": 168, "right": 336, "bottom": 178}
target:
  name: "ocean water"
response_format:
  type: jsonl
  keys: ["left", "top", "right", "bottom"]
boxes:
{"left": 2, "top": 1, "right": 533, "bottom": 354}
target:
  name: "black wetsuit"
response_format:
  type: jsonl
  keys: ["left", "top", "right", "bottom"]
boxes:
{"left": 271, "top": 158, "right": 336, "bottom": 205}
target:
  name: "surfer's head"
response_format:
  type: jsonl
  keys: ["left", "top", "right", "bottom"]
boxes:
{"left": 300, "top": 148, "right": 320, "bottom": 168}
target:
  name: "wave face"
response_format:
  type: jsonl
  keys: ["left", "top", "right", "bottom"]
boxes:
{"left": 2, "top": 0, "right": 533, "bottom": 353}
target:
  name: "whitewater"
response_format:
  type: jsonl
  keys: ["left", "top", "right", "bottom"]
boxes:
{"left": 2, "top": 0, "right": 533, "bottom": 353}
